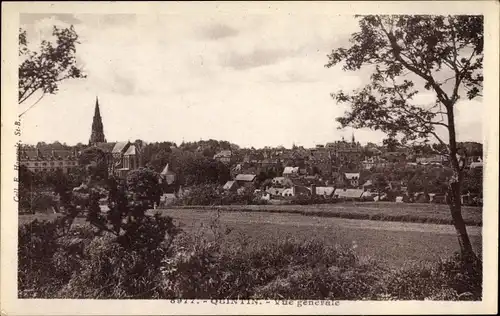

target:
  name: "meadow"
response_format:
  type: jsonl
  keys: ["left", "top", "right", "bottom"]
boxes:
{"left": 157, "top": 208, "right": 482, "bottom": 267}
{"left": 19, "top": 202, "right": 482, "bottom": 267}
{"left": 170, "top": 202, "right": 483, "bottom": 226}
{"left": 18, "top": 206, "right": 483, "bottom": 300}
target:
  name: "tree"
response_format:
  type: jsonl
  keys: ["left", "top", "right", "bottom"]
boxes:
{"left": 126, "top": 168, "right": 162, "bottom": 208}
{"left": 78, "top": 147, "right": 109, "bottom": 182}
{"left": 462, "top": 167, "right": 483, "bottom": 195}
{"left": 326, "top": 15, "right": 482, "bottom": 261}
{"left": 383, "top": 134, "right": 401, "bottom": 152}
{"left": 19, "top": 25, "right": 86, "bottom": 117}
{"left": 371, "top": 173, "right": 389, "bottom": 199}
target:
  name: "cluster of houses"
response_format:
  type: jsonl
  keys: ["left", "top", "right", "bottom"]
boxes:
{"left": 216, "top": 141, "right": 483, "bottom": 204}
{"left": 221, "top": 166, "right": 373, "bottom": 202}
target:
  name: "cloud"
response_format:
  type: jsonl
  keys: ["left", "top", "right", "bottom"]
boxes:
{"left": 20, "top": 13, "right": 82, "bottom": 27}
{"left": 198, "top": 23, "right": 239, "bottom": 40}
{"left": 18, "top": 13, "right": 484, "bottom": 148}
{"left": 221, "top": 48, "right": 289, "bottom": 70}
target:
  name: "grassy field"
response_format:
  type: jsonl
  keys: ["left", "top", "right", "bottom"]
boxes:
{"left": 170, "top": 202, "right": 482, "bottom": 226}
{"left": 157, "top": 208, "right": 482, "bottom": 267}
{"left": 18, "top": 202, "right": 482, "bottom": 267}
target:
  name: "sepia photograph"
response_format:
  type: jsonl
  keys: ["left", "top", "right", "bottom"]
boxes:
{"left": 1, "top": 1, "right": 499, "bottom": 315}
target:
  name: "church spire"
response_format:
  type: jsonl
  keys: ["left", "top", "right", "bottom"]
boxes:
{"left": 89, "top": 97, "right": 106, "bottom": 146}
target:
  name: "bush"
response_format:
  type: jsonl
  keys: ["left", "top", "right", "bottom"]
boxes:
{"left": 176, "top": 184, "right": 223, "bottom": 206}
{"left": 18, "top": 190, "right": 57, "bottom": 214}
{"left": 18, "top": 219, "right": 95, "bottom": 298}
{"left": 175, "top": 184, "right": 266, "bottom": 206}
{"left": 380, "top": 252, "right": 482, "bottom": 300}
{"left": 18, "top": 220, "right": 62, "bottom": 297}
{"left": 289, "top": 195, "right": 336, "bottom": 205}
{"left": 19, "top": 214, "right": 482, "bottom": 300}
{"left": 59, "top": 213, "right": 180, "bottom": 299}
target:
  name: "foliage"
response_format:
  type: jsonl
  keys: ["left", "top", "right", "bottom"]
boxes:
{"left": 176, "top": 184, "right": 224, "bottom": 206}
{"left": 19, "top": 25, "right": 86, "bottom": 115}
{"left": 175, "top": 184, "right": 261, "bottom": 206}
{"left": 381, "top": 252, "right": 482, "bottom": 300}
{"left": 462, "top": 167, "right": 483, "bottom": 195}
{"left": 371, "top": 173, "right": 389, "bottom": 196}
{"left": 141, "top": 142, "right": 175, "bottom": 172}
{"left": 19, "top": 216, "right": 482, "bottom": 300}
{"left": 326, "top": 15, "right": 483, "bottom": 259}
{"left": 383, "top": 135, "right": 401, "bottom": 152}
{"left": 289, "top": 195, "right": 334, "bottom": 205}
{"left": 126, "top": 168, "right": 162, "bottom": 207}
{"left": 169, "top": 151, "right": 231, "bottom": 186}
{"left": 327, "top": 15, "right": 483, "bottom": 144}
{"left": 19, "top": 191, "right": 57, "bottom": 214}
{"left": 78, "top": 147, "right": 109, "bottom": 181}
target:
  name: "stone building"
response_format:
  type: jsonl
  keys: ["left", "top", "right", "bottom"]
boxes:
{"left": 325, "top": 134, "right": 363, "bottom": 164}
{"left": 87, "top": 97, "right": 142, "bottom": 178}
{"left": 19, "top": 148, "right": 78, "bottom": 174}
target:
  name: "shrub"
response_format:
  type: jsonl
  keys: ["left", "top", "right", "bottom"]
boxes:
{"left": 176, "top": 184, "right": 223, "bottom": 206}
{"left": 175, "top": 184, "right": 266, "bottom": 206}
{"left": 289, "top": 195, "right": 334, "bottom": 205}
{"left": 380, "top": 252, "right": 482, "bottom": 300}
{"left": 59, "top": 236, "right": 167, "bottom": 299}
{"left": 18, "top": 190, "right": 57, "bottom": 214}
{"left": 18, "top": 220, "right": 62, "bottom": 297}
{"left": 19, "top": 209, "right": 482, "bottom": 300}
{"left": 59, "top": 214, "right": 180, "bottom": 299}
{"left": 18, "top": 219, "right": 95, "bottom": 298}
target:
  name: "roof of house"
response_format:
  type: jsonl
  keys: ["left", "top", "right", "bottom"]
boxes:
{"left": 21, "top": 149, "right": 76, "bottom": 160}
{"left": 470, "top": 161, "right": 483, "bottom": 169}
{"left": 272, "top": 177, "right": 285, "bottom": 182}
{"left": 20, "top": 149, "right": 39, "bottom": 160}
{"left": 214, "top": 150, "right": 232, "bottom": 158}
{"left": 160, "top": 163, "right": 175, "bottom": 176}
{"left": 266, "top": 187, "right": 285, "bottom": 195}
{"left": 112, "top": 141, "right": 129, "bottom": 154}
{"left": 124, "top": 144, "right": 137, "bottom": 155}
{"left": 283, "top": 166, "right": 299, "bottom": 174}
{"left": 363, "top": 180, "right": 373, "bottom": 187}
{"left": 235, "top": 174, "right": 256, "bottom": 182}
{"left": 344, "top": 173, "right": 360, "bottom": 179}
{"left": 223, "top": 180, "right": 238, "bottom": 190}
{"left": 315, "top": 187, "right": 335, "bottom": 196}
{"left": 232, "top": 164, "right": 242, "bottom": 172}
{"left": 95, "top": 142, "right": 116, "bottom": 153}
{"left": 164, "top": 174, "right": 176, "bottom": 185}
{"left": 335, "top": 189, "right": 365, "bottom": 198}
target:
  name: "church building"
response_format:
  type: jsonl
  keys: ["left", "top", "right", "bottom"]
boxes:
{"left": 88, "top": 97, "right": 142, "bottom": 178}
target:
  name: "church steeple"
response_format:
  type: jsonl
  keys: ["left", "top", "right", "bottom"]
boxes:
{"left": 89, "top": 97, "right": 106, "bottom": 146}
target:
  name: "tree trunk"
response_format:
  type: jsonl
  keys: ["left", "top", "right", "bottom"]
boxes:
{"left": 446, "top": 105, "right": 477, "bottom": 264}
{"left": 448, "top": 180, "right": 475, "bottom": 260}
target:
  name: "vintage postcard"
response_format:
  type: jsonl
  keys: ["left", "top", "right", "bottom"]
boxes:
{"left": 1, "top": 1, "right": 499, "bottom": 315}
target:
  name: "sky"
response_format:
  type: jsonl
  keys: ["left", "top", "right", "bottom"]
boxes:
{"left": 18, "top": 12, "right": 484, "bottom": 148}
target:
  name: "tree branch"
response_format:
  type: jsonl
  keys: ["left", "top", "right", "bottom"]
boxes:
{"left": 19, "top": 93, "right": 45, "bottom": 117}
{"left": 376, "top": 16, "right": 452, "bottom": 107}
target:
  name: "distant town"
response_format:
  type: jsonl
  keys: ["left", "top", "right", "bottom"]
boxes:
{"left": 18, "top": 97, "right": 484, "bottom": 209}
